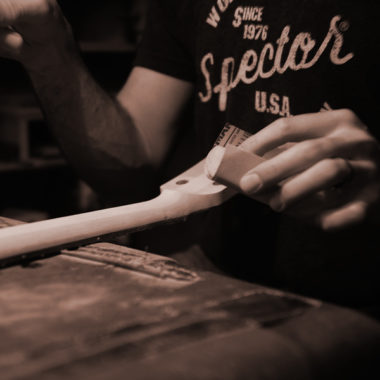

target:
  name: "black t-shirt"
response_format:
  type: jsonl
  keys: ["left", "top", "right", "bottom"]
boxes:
{"left": 134, "top": 0, "right": 380, "bottom": 308}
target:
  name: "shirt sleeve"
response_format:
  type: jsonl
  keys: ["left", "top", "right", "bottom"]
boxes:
{"left": 133, "top": 0, "right": 196, "bottom": 83}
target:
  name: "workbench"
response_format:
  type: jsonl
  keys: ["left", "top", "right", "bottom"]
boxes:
{"left": 1, "top": 216, "right": 379, "bottom": 380}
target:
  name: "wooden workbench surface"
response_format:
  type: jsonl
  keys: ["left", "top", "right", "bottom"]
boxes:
{"left": 1, "top": 216, "right": 379, "bottom": 380}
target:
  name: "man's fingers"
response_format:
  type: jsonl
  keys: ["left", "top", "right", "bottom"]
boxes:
{"left": 0, "top": 0, "right": 52, "bottom": 25}
{"left": 237, "top": 109, "right": 378, "bottom": 229}
{"left": 263, "top": 158, "right": 377, "bottom": 212}
{"left": 0, "top": 2, "right": 14, "bottom": 24}
{"left": 240, "top": 136, "right": 346, "bottom": 194}
{"left": 0, "top": 27, "right": 23, "bottom": 58}
{"left": 268, "top": 158, "right": 353, "bottom": 211}
{"left": 319, "top": 200, "right": 368, "bottom": 230}
{"left": 0, "top": 0, "right": 22, "bottom": 25}
{"left": 240, "top": 109, "right": 365, "bottom": 156}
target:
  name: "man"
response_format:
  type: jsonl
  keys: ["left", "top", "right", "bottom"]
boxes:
{"left": 1, "top": 0, "right": 379, "bottom": 312}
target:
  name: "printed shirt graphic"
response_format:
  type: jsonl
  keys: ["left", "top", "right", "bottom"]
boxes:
{"left": 200, "top": 6, "right": 353, "bottom": 113}
{"left": 136, "top": 0, "right": 380, "bottom": 157}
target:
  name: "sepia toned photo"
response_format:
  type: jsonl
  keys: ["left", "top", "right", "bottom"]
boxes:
{"left": 0, "top": 1, "right": 379, "bottom": 379}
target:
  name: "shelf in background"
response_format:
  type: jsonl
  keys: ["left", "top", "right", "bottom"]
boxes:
{"left": 0, "top": 102, "right": 66, "bottom": 173}
{"left": 0, "top": 158, "right": 67, "bottom": 173}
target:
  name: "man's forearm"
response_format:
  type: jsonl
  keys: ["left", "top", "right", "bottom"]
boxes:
{"left": 27, "top": 44, "right": 157, "bottom": 203}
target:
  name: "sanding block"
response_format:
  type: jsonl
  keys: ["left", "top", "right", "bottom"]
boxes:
{"left": 205, "top": 144, "right": 265, "bottom": 191}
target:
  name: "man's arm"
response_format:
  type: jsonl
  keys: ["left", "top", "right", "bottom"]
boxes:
{"left": 0, "top": 0, "right": 194, "bottom": 203}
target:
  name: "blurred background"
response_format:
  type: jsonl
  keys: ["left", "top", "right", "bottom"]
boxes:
{"left": 0, "top": 0, "right": 150, "bottom": 222}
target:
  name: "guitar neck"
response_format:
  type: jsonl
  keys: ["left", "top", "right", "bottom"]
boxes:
{"left": 0, "top": 190, "right": 189, "bottom": 261}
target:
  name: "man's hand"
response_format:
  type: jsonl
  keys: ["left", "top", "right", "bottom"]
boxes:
{"left": 0, "top": 0, "right": 72, "bottom": 70}
{"left": 239, "top": 109, "right": 380, "bottom": 230}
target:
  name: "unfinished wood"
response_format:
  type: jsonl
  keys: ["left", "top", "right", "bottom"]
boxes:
{"left": 0, "top": 160, "right": 234, "bottom": 260}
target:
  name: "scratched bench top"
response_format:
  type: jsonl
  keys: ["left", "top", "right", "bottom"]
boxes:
{"left": 1, "top": 216, "right": 380, "bottom": 380}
